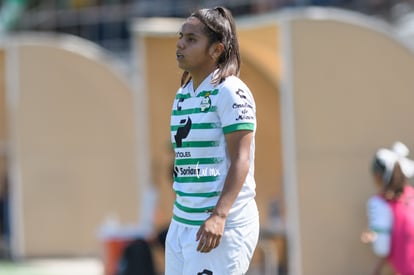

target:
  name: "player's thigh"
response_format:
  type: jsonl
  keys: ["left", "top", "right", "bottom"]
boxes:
{"left": 164, "top": 222, "right": 184, "bottom": 275}
{"left": 184, "top": 220, "right": 259, "bottom": 275}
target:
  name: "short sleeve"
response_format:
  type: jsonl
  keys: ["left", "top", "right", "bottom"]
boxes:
{"left": 367, "top": 196, "right": 393, "bottom": 257}
{"left": 216, "top": 77, "right": 256, "bottom": 134}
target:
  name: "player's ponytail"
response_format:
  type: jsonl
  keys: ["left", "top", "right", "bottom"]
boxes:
{"left": 210, "top": 6, "right": 240, "bottom": 83}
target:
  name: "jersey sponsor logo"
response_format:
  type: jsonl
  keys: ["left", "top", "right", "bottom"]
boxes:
{"left": 175, "top": 151, "right": 191, "bottom": 158}
{"left": 174, "top": 116, "right": 192, "bottom": 177}
{"left": 174, "top": 116, "right": 192, "bottom": 147}
{"left": 232, "top": 102, "right": 253, "bottom": 109}
{"left": 235, "top": 88, "right": 247, "bottom": 100}
{"left": 173, "top": 166, "right": 179, "bottom": 178}
{"left": 176, "top": 98, "right": 185, "bottom": 111}
{"left": 179, "top": 166, "right": 200, "bottom": 176}
{"left": 196, "top": 167, "right": 220, "bottom": 178}
{"left": 236, "top": 109, "right": 254, "bottom": 121}
{"left": 233, "top": 88, "right": 254, "bottom": 121}
{"left": 174, "top": 163, "right": 220, "bottom": 178}
{"left": 197, "top": 269, "right": 213, "bottom": 275}
{"left": 195, "top": 162, "right": 220, "bottom": 178}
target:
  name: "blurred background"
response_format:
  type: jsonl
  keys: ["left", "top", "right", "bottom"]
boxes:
{"left": 1, "top": 0, "right": 414, "bottom": 275}
{"left": 3, "top": 0, "right": 414, "bottom": 60}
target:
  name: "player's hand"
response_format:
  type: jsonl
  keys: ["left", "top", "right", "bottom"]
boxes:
{"left": 196, "top": 214, "right": 226, "bottom": 253}
{"left": 360, "top": 229, "right": 376, "bottom": 243}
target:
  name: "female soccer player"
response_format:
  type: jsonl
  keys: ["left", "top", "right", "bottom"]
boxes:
{"left": 166, "top": 6, "right": 259, "bottom": 275}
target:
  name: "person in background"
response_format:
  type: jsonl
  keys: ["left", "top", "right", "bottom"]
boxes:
{"left": 0, "top": 175, "right": 9, "bottom": 258}
{"left": 362, "top": 141, "right": 414, "bottom": 275}
{"left": 166, "top": 6, "right": 259, "bottom": 275}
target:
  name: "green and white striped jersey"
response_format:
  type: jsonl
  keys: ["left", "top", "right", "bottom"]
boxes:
{"left": 170, "top": 72, "right": 257, "bottom": 227}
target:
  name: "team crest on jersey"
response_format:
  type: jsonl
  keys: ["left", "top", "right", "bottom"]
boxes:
{"left": 200, "top": 93, "right": 211, "bottom": 112}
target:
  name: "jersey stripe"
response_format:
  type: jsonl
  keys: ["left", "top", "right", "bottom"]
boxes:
{"left": 175, "top": 93, "right": 192, "bottom": 99}
{"left": 174, "top": 89, "right": 219, "bottom": 99}
{"left": 370, "top": 226, "right": 391, "bottom": 234}
{"left": 172, "top": 214, "right": 204, "bottom": 226}
{"left": 175, "top": 190, "right": 221, "bottom": 197}
{"left": 175, "top": 175, "right": 219, "bottom": 183}
{"left": 198, "top": 89, "right": 219, "bottom": 97}
{"left": 174, "top": 201, "right": 215, "bottom": 213}
{"left": 171, "top": 106, "right": 217, "bottom": 116}
{"left": 171, "top": 122, "right": 220, "bottom": 131}
{"left": 172, "top": 140, "right": 220, "bottom": 148}
{"left": 223, "top": 123, "right": 255, "bottom": 134}
{"left": 175, "top": 157, "right": 223, "bottom": 165}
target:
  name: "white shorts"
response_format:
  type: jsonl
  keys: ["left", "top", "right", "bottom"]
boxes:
{"left": 165, "top": 216, "right": 259, "bottom": 275}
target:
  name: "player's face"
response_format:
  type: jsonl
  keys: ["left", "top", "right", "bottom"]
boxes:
{"left": 176, "top": 17, "right": 216, "bottom": 78}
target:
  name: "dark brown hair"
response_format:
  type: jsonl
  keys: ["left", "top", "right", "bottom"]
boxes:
{"left": 181, "top": 6, "right": 241, "bottom": 86}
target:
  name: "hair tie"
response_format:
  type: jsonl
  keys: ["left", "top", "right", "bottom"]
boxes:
{"left": 375, "top": 141, "right": 414, "bottom": 184}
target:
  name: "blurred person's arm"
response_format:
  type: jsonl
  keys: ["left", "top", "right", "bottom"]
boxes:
{"left": 367, "top": 196, "right": 393, "bottom": 256}
{"left": 364, "top": 196, "right": 393, "bottom": 275}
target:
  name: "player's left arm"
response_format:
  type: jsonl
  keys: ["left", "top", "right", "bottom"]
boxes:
{"left": 212, "top": 129, "right": 252, "bottom": 218}
{"left": 196, "top": 129, "right": 253, "bottom": 253}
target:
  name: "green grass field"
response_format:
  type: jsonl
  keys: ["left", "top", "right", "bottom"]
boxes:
{"left": 0, "top": 258, "right": 103, "bottom": 275}
{"left": 0, "top": 261, "right": 51, "bottom": 275}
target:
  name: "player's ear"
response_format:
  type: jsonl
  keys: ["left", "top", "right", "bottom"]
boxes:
{"left": 209, "top": 42, "right": 224, "bottom": 62}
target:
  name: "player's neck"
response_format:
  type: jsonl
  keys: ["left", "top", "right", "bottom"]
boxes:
{"left": 190, "top": 66, "right": 216, "bottom": 91}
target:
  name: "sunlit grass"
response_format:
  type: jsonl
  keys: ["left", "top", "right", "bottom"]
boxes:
{"left": 0, "top": 261, "right": 47, "bottom": 275}
{"left": 0, "top": 258, "right": 103, "bottom": 275}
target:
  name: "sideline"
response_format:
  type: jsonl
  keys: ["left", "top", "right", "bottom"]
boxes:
{"left": 0, "top": 257, "right": 103, "bottom": 275}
